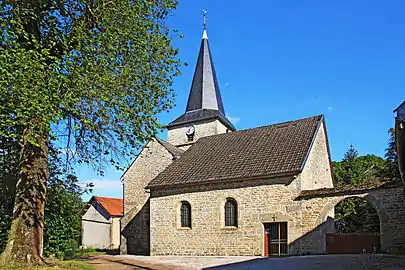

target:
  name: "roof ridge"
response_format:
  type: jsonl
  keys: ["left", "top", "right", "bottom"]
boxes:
{"left": 197, "top": 114, "right": 323, "bottom": 142}
{"left": 91, "top": 196, "right": 123, "bottom": 217}
{"left": 94, "top": 196, "right": 122, "bottom": 200}
{"left": 155, "top": 137, "right": 184, "bottom": 157}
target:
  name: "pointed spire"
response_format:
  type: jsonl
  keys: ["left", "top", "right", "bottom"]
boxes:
{"left": 185, "top": 9, "right": 224, "bottom": 113}
{"left": 202, "top": 29, "right": 208, "bottom": 40}
{"left": 167, "top": 10, "right": 235, "bottom": 131}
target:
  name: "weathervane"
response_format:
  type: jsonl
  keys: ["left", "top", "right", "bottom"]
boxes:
{"left": 202, "top": 9, "right": 207, "bottom": 30}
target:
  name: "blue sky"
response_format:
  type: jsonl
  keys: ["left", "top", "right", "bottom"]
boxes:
{"left": 79, "top": 0, "right": 405, "bottom": 201}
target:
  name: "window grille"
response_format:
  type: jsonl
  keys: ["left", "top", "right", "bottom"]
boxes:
{"left": 180, "top": 201, "right": 191, "bottom": 228}
{"left": 225, "top": 198, "right": 237, "bottom": 227}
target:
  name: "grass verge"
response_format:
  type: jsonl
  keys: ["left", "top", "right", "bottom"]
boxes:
{"left": 0, "top": 260, "right": 94, "bottom": 270}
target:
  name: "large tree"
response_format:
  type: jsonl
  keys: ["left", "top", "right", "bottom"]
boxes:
{"left": 0, "top": 145, "right": 85, "bottom": 259}
{"left": 0, "top": 0, "right": 181, "bottom": 264}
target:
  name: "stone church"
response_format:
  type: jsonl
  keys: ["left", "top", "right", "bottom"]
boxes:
{"left": 120, "top": 26, "right": 405, "bottom": 256}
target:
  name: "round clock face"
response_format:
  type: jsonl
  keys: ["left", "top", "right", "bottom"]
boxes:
{"left": 185, "top": 125, "right": 195, "bottom": 136}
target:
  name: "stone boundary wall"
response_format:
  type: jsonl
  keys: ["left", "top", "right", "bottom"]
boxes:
{"left": 298, "top": 186, "right": 405, "bottom": 254}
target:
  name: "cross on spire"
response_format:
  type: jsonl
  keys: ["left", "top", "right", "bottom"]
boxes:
{"left": 202, "top": 9, "right": 207, "bottom": 30}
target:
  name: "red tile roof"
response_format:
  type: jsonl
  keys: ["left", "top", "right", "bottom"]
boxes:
{"left": 93, "top": 196, "right": 123, "bottom": 217}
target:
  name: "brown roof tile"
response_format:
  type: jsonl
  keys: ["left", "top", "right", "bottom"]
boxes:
{"left": 147, "top": 115, "right": 323, "bottom": 188}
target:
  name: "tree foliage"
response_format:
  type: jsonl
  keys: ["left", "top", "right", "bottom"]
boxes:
{"left": 333, "top": 145, "right": 387, "bottom": 187}
{"left": 1, "top": 0, "right": 182, "bottom": 263}
{"left": 335, "top": 198, "right": 379, "bottom": 233}
{"left": 332, "top": 134, "right": 400, "bottom": 233}
{"left": 1, "top": 0, "right": 182, "bottom": 171}
{"left": 384, "top": 128, "right": 400, "bottom": 179}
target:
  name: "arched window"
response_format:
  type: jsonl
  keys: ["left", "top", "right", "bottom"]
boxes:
{"left": 225, "top": 198, "right": 238, "bottom": 227}
{"left": 180, "top": 201, "right": 191, "bottom": 228}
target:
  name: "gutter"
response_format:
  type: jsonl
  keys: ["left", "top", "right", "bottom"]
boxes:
{"left": 145, "top": 170, "right": 300, "bottom": 190}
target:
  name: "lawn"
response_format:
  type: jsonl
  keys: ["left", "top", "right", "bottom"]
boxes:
{"left": 0, "top": 260, "right": 94, "bottom": 270}
{"left": 0, "top": 248, "right": 103, "bottom": 269}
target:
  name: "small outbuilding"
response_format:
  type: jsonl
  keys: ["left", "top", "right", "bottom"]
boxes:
{"left": 81, "top": 196, "right": 123, "bottom": 250}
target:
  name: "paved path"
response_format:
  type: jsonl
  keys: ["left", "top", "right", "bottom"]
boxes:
{"left": 85, "top": 254, "right": 187, "bottom": 269}
{"left": 85, "top": 254, "right": 405, "bottom": 270}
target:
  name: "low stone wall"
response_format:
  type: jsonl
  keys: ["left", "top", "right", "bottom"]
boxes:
{"left": 298, "top": 185, "right": 405, "bottom": 254}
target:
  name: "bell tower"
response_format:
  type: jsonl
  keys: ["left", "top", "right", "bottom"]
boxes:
{"left": 167, "top": 11, "right": 235, "bottom": 150}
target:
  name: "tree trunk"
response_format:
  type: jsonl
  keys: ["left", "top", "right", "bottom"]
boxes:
{"left": 1, "top": 132, "right": 49, "bottom": 265}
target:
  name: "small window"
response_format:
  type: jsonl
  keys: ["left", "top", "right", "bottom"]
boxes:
{"left": 225, "top": 198, "right": 238, "bottom": 227}
{"left": 180, "top": 201, "right": 191, "bottom": 228}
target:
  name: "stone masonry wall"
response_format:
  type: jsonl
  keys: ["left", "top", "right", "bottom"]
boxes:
{"left": 120, "top": 139, "right": 174, "bottom": 254}
{"left": 150, "top": 181, "right": 405, "bottom": 256}
{"left": 150, "top": 177, "right": 308, "bottom": 256}
{"left": 300, "top": 122, "right": 333, "bottom": 190}
{"left": 149, "top": 123, "right": 335, "bottom": 256}
{"left": 167, "top": 119, "right": 229, "bottom": 149}
{"left": 298, "top": 187, "right": 405, "bottom": 254}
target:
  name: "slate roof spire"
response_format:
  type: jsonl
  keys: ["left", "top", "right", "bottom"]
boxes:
{"left": 167, "top": 11, "right": 235, "bottom": 130}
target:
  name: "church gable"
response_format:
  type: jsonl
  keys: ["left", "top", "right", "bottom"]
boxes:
{"left": 147, "top": 115, "right": 323, "bottom": 189}
{"left": 122, "top": 138, "right": 181, "bottom": 214}
{"left": 299, "top": 119, "right": 333, "bottom": 190}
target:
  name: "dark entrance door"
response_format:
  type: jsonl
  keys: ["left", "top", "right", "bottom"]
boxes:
{"left": 264, "top": 222, "right": 288, "bottom": 256}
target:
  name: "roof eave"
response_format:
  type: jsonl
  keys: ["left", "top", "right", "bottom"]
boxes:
{"left": 394, "top": 101, "right": 405, "bottom": 113}
{"left": 145, "top": 170, "right": 301, "bottom": 190}
{"left": 166, "top": 113, "right": 236, "bottom": 131}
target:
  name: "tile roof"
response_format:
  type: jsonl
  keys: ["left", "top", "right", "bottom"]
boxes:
{"left": 93, "top": 196, "right": 123, "bottom": 217}
{"left": 147, "top": 115, "right": 323, "bottom": 188}
{"left": 155, "top": 138, "right": 184, "bottom": 157}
